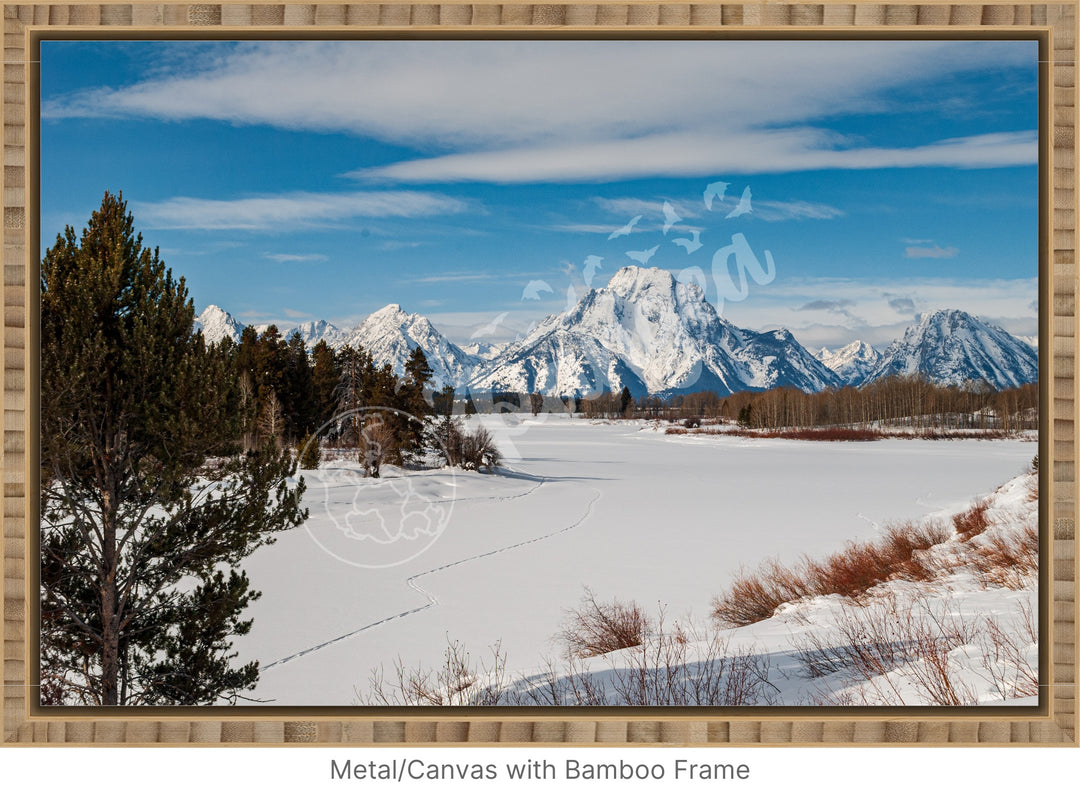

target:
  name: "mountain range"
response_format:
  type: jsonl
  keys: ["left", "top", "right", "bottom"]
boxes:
{"left": 195, "top": 265, "right": 1038, "bottom": 397}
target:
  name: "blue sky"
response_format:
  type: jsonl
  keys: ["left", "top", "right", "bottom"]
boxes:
{"left": 40, "top": 39, "right": 1039, "bottom": 350}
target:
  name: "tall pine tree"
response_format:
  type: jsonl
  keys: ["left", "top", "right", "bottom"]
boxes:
{"left": 40, "top": 192, "right": 308, "bottom": 705}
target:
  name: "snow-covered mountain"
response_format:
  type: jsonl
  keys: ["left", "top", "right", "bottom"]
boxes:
{"left": 194, "top": 305, "right": 244, "bottom": 344}
{"left": 342, "top": 303, "right": 481, "bottom": 390}
{"left": 461, "top": 341, "right": 506, "bottom": 361}
{"left": 860, "top": 309, "right": 1037, "bottom": 389}
{"left": 471, "top": 265, "right": 840, "bottom": 398}
{"left": 286, "top": 319, "right": 349, "bottom": 350}
{"left": 196, "top": 292, "right": 1036, "bottom": 400}
{"left": 815, "top": 340, "right": 882, "bottom": 386}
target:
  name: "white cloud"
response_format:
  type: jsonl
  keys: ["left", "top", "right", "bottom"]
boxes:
{"left": 905, "top": 244, "right": 960, "bottom": 259}
{"left": 46, "top": 40, "right": 1037, "bottom": 184}
{"left": 354, "top": 130, "right": 1036, "bottom": 184}
{"left": 722, "top": 276, "right": 1037, "bottom": 350}
{"left": 751, "top": 200, "right": 846, "bottom": 222}
{"left": 133, "top": 190, "right": 469, "bottom": 230}
{"left": 263, "top": 252, "right": 328, "bottom": 263}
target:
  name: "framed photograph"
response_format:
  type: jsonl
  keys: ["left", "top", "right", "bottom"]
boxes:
{"left": 2, "top": 2, "right": 1076, "bottom": 747}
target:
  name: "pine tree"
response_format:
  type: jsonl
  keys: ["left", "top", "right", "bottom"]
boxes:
{"left": 310, "top": 340, "right": 340, "bottom": 428}
{"left": 282, "top": 331, "right": 318, "bottom": 443}
{"left": 397, "top": 346, "right": 434, "bottom": 460}
{"left": 39, "top": 192, "right": 308, "bottom": 705}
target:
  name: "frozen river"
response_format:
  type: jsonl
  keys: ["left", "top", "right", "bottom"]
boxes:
{"left": 234, "top": 415, "right": 1036, "bottom": 705}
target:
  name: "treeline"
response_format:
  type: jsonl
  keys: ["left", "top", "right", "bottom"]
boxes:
{"left": 218, "top": 327, "right": 431, "bottom": 462}
{"left": 652, "top": 376, "right": 1038, "bottom": 433}
{"left": 218, "top": 327, "right": 505, "bottom": 474}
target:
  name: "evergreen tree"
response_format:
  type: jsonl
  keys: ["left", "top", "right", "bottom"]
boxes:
{"left": 310, "top": 340, "right": 340, "bottom": 427}
{"left": 619, "top": 386, "right": 633, "bottom": 418}
{"left": 39, "top": 192, "right": 307, "bottom": 705}
{"left": 299, "top": 430, "right": 321, "bottom": 470}
{"left": 282, "top": 331, "right": 318, "bottom": 443}
{"left": 397, "top": 346, "right": 434, "bottom": 460}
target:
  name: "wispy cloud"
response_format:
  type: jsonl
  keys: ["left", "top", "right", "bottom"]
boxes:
{"left": 406, "top": 272, "right": 502, "bottom": 284}
{"left": 46, "top": 40, "right": 1036, "bottom": 185}
{"left": 905, "top": 244, "right": 960, "bottom": 259}
{"left": 752, "top": 200, "right": 845, "bottom": 222}
{"left": 887, "top": 296, "right": 917, "bottom": 315}
{"left": 133, "top": 190, "right": 469, "bottom": 231}
{"left": 355, "top": 130, "right": 1036, "bottom": 184}
{"left": 263, "top": 252, "right": 328, "bottom": 263}
{"left": 795, "top": 299, "right": 855, "bottom": 313}
{"left": 794, "top": 297, "right": 866, "bottom": 326}
{"left": 721, "top": 276, "right": 1036, "bottom": 350}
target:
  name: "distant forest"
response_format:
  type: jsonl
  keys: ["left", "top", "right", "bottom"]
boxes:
{"left": 578, "top": 376, "right": 1039, "bottom": 433}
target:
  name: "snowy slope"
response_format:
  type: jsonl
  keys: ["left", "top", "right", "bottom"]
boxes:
{"left": 344, "top": 303, "right": 482, "bottom": 390}
{"left": 815, "top": 340, "right": 882, "bottom": 385}
{"left": 471, "top": 265, "right": 839, "bottom": 398}
{"left": 862, "top": 309, "right": 1038, "bottom": 389}
{"left": 233, "top": 415, "right": 1037, "bottom": 706}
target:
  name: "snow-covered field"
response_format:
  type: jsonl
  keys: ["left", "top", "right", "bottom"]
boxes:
{"left": 233, "top": 415, "right": 1037, "bottom": 706}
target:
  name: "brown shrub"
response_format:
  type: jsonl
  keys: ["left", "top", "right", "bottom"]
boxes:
{"left": 713, "top": 520, "right": 951, "bottom": 626}
{"left": 970, "top": 523, "right": 1038, "bottom": 590}
{"left": 804, "top": 542, "right": 893, "bottom": 598}
{"left": 711, "top": 561, "right": 809, "bottom": 627}
{"left": 558, "top": 588, "right": 650, "bottom": 658}
{"left": 953, "top": 497, "right": 991, "bottom": 541}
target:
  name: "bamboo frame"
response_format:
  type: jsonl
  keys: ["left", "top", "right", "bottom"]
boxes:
{"left": 1, "top": 1, "right": 1076, "bottom": 746}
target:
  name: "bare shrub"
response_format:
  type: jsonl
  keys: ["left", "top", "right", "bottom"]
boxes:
{"left": 804, "top": 542, "right": 894, "bottom": 598}
{"left": 969, "top": 523, "right": 1038, "bottom": 590}
{"left": 558, "top": 587, "right": 650, "bottom": 658}
{"left": 360, "top": 415, "right": 397, "bottom": 478}
{"left": 714, "top": 519, "right": 952, "bottom": 627}
{"left": 459, "top": 425, "right": 502, "bottom": 472}
{"left": 604, "top": 611, "right": 775, "bottom": 706}
{"left": 712, "top": 561, "right": 809, "bottom": 627}
{"left": 365, "top": 608, "right": 777, "bottom": 707}
{"left": 976, "top": 599, "right": 1039, "bottom": 701}
{"left": 364, "top": 638, "right": 510, "bottom": 706}
{"left": 730, "top": 427, "right": 883, "bottom": 442}
{"left": 438, "top": 418, "right": 502, "bottom": 472}
{"left": 879, "top": 519, "right": 951, "bottom": 580}
{"left": 953, "top": 497, "right": 991, "bottom": 541}
{"left": 790, "top": 595, "right": 979, "bottom": 705}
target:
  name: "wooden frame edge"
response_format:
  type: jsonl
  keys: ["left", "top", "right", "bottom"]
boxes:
{"left": 1, "top": 1, "right": 1076, "bottom": 746}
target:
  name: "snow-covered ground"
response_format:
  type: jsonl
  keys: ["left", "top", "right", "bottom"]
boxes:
{"left": 233, "top": 415, "right": 1037, "bottom": 706}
